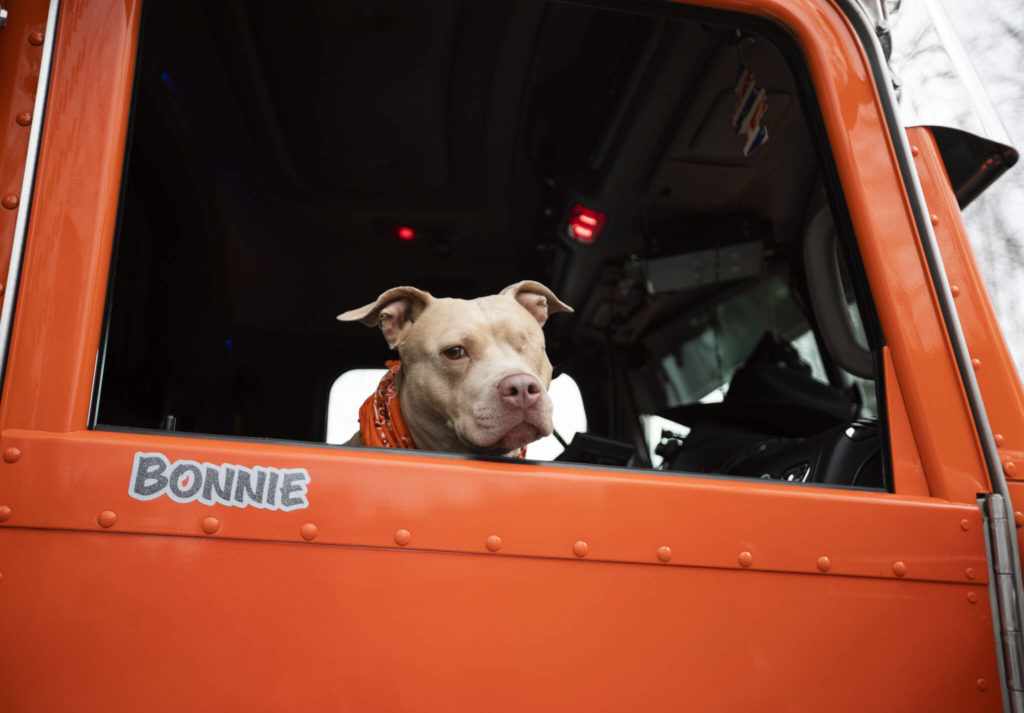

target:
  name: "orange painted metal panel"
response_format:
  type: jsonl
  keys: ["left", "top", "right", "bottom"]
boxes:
{"left": 0, "top": 526, "right": 1001, "bottom": 712}
{"left": 908, "top": 126, "right": 1024, "bottom": 481}
{"left": 0, "top": 425, "right": 1004, "bottom": 709}
{"left": 884, "top": 346, "right": 930, "bottom": 497}
{"left": 0, "top": 0, "right": 51, "bottom": 300}
{"left": 0, "top": 0, "right": 140, "bottom": 432}
{"left": 0, "top": 428, "right": 991, "bottom": 583}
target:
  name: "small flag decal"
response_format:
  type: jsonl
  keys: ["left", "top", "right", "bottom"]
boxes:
{"left": 733, "top": 65, "right": 769, "bottom": 156}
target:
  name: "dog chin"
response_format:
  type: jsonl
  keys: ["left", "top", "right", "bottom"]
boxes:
{"left": 493, "top": 423, "right": 542, "bottom": 452}
{"left": 466, "top": 422, "right": 545, "bottom": 456}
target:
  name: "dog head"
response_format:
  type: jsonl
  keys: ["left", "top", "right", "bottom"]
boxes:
{"left": 338, "top": 281, "right": 572, "bottom": 456}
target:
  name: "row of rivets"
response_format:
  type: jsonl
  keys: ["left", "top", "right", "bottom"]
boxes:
{"left": 943, "top": 168, "right": 1009, "bottom": 493}
{"left": 994, "top": 435, "right": 1019, "bottom": 479}
{"left": 937, "top": 167, "right": 994, "bottom": 498}
{"left": 950, "top": 240, "right": 983, "bottom": 631}
{"left": 947, "top": 224, "right": 1015, "bottom": 489}
{"left": 57, "top": 514, "right": 811, "bottom": 577}
{"left": 452, "top": 540, "right": 926, "bottom": 580}
{"left": 81, "top": 510, "right": 322, "bottom": 541}
{"left": 9, "top": 99, "right": 30, "bottom": 237}
{"left": 943, "top": 173, "right": 1018, "bottom": 487}
{"left": 952, "top": 239, "right": 1021, "bottom": 481}
{"left": 0, "top": 34, "right": 44, "bottom": 213}
{"left": 0, "top": 509, "right": 968, "bottom": 582}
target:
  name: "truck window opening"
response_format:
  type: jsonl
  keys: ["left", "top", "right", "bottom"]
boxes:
{"left": 92, "top": 0, "right": 888, "bottom": 489}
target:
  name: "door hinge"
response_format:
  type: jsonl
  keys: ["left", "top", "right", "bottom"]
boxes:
{"left": 985, "top": 493, "right": 1024, "bottom": 712}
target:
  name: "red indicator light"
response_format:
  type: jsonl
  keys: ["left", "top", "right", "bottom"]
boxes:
{"left": 397, "top": 226, "right": 416, "bottom": 241}
{"left": 567, "top": 204, "right": 606, "bottom": 244}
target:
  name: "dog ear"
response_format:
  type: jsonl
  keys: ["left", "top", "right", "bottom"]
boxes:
{"left": 500, "top": 281, "right": 573, "bottom": 326}
{"left": 337, "top": 286, "right": 433, "bottom": 349}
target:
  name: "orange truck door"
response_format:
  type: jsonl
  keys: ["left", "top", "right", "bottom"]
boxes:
{"left": 0, "top": 0, "right": 1020, "bottom": 711}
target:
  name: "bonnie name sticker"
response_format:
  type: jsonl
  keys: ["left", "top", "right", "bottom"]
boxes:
{"left": 129, "top": 452, "right": 310, "bottom": 511}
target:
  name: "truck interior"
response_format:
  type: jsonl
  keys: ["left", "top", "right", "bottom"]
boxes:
{"left": 93, "top": 0, "right": 889, "bottom": 489}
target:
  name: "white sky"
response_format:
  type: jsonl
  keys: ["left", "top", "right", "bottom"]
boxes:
{"left": 924, "top": 0, "right": 1024, "bottom": 375}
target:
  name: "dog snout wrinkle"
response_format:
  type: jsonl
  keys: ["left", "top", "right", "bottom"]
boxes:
{"left": 498, "top": 373, "right": 542, "bottom": 410}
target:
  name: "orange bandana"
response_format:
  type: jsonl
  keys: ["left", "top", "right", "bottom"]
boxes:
{"left": 359, "top": 360, "right": 415, "bottom": 449}
{"left": 359, "top": 360, "right": 529, "bottom": 458}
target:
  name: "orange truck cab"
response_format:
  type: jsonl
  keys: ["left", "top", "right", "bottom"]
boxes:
{"left": 2, "top": 0, "right": 1024, "bottom": 710}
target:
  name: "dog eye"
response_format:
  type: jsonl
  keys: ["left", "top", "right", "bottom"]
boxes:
{"left": 442, "top": 346, "right": 467, "bottom": 360}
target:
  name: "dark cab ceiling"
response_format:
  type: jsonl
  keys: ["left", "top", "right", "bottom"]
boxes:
{"left": 101, "top": 0, "right": 820, "bottom": 439}
{"left": 134, "top": 0, "right": 813, "bottom": 329}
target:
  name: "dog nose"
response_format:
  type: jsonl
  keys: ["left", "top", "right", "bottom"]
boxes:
{"left": 498, "top": 373, "right": 543, "bottom": 410}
